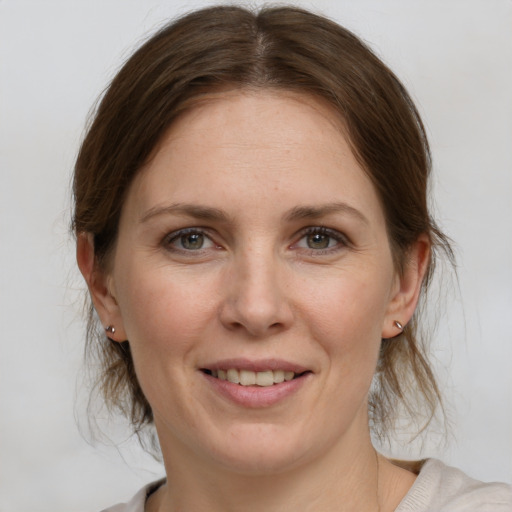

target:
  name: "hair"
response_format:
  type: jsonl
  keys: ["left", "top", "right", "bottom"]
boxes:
{"left": 73, "top": 5, "right": 454, "bottom": 445}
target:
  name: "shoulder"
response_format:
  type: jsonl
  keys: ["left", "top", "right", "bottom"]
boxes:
{"left": 396, "top": 459, "right": 512, "bottom": 512}
{"left": 100, "top": 479, "right": 165, "bottom": 512}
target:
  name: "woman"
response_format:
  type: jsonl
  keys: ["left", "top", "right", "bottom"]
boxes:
{"left": 73, "top": 5, "right": 511, "bottom": 511}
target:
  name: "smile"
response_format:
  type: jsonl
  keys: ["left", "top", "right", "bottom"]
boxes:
{"left": 200, "top": 362, "right": 312, "bottom": 407}
{"left": 204, "top": 369, "right": 302, "bottom": 386}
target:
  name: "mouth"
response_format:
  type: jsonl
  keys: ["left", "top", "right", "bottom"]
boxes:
{"left": 201, "top": 368, "right": 310, "bottom": 387}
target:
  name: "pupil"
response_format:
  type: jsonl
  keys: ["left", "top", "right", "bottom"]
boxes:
{"left": 308, "top": 233, "right": 329, "bottom": 249}
{"left": 182, "top": 233, "right": 204, "bottom": 250}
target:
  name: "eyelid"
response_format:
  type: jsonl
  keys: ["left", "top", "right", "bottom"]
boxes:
{"left": 292, "top": 226, "right": 350, "bottom": 253}
{"left": 163, "top": 227, "right": 218, "bottom": 253}
{"left": 161, "top": 225, "right": 349, "bottom": 256}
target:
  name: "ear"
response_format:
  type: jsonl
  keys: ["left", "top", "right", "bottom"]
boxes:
{"left": 381, "top": 234, "right": 430, "bottom": 339}
{"left": 76, "top": 233, "right": 127, "bottom": 342}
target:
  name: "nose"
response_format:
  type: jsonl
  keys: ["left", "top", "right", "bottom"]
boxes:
{"left": 218, "top": 248, "right": 294, "bottom": 338}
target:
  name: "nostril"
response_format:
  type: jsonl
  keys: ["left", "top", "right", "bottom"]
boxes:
{"left": 218, "top": 280, "right": 294, "bottom": 337}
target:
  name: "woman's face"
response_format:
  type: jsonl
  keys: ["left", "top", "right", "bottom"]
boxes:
{"left": 97, "top": 91, "right": 420, "bottom": 474}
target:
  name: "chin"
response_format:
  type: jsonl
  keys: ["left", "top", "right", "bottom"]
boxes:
{"left": 215, "top": 448, "right": 307, "bottom": 476}
{"left": 201, "top": 423, "right": 316, "bottom": 476}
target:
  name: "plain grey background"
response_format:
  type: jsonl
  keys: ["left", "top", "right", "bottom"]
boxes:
{"left": 1, "top": 0, "right": 511, "bottom": 510}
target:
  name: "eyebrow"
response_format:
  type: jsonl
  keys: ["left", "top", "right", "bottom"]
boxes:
{"left": 284, "top": 202, "right": 369, "bottom": 225}
{"left": 140, "top": 203, "right": 232, "bottom": 224}
{"left": 140, "top": 201, "right": 368, "bottom": 225}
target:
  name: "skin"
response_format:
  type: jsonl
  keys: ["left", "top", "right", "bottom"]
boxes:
{"left": 78, "top": 90, "right": 429, "bottom": 511}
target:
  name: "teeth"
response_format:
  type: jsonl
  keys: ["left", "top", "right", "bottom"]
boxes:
{"left": 214, "top": 369, "right": 298, "bottom": 386}
{"left": 273, "top": 370, "right": 285, "bottom": 383}
{"left": 227, "top": 368, "right": 240, "bottom": 384}
{"left": 255, "top": 371, "right": 273, "bottom": 386}
{"left": 239, "top": 370, "right": 256, "bottom": 385}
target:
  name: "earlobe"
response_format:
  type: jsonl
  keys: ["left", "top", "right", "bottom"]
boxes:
{"left": 76, "top": 233, "right": 127, "bottom": 341}
{"left": 382, "top": 235, "right": 430, "bottom": 339}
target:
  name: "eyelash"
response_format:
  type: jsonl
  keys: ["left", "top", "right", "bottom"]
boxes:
{"left": 294, "top": 226, "right": 349, "bottom": 255}
{"left": 163, "top": 227, "right": 217, "bottom": 254}
{"left": 162, "top": 226, "right": 349, "bottom": 256}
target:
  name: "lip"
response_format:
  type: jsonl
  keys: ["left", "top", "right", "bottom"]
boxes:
{"left": 199, "top": 358, "right": 312, "bottom": 408}
{"left": 201, "top": 358, "right": 310, "bottom": 373}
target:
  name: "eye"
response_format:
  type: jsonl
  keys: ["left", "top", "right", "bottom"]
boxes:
{"left": 164, "top": 228, "right": 216, "bottom": 252}
{"left": 179, "top": 232, "right": 206, "bottom": 250}
{"left": 304, "top": 232, "right": 336, "bottom": 250}
{"left": 294, "top": 227, "right": 347, "bottom": 253}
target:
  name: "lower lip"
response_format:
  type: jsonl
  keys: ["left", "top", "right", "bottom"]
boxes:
{"left": 201, "top": 372, "right": 311, "bottom": 408}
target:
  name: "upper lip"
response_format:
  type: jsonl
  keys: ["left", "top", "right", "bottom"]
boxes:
{"left": 200, "top": 358, "right": 311, "bottom": 374}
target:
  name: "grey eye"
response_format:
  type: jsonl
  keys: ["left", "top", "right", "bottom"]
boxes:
{"left": 306, "top": 233, "right": 332, "bottom": 249}
{"left": 180, "top": 232, "right": 205, "bottom": 250}
{"left": 165, "top": 228, "right": 217, "bottom": 254}
{"left": 294, "top": 227, "right": 347, "bottom": 253}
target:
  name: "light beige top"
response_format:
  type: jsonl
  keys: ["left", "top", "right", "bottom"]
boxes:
{"left": 102, "top": 459, "right": 512, "bottom": 512}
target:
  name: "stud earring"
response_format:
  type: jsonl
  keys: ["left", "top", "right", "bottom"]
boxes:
{"left": 394, "top": 320, "right": 404, "bottom": 331}
{"left": 105, "top": 325, "right": 116, "bottom": 334}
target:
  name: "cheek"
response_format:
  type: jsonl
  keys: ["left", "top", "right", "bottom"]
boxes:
{"left": 290, "top": 277, "right": 387, "bottom": 438}
{"left": 113, "top": 266, "right": 218, "bottom": 417}
{"left": 297, "top": 269, "right": 391, "bottom": 396}
{"left": 299, "top": 270, "right": 391, "bottom": 347}
{"left": 114, "top": 263, "right": 218, "bottom": 358}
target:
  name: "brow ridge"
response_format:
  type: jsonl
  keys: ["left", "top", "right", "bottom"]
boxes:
{"left": 284, "top": 202, "right": 368, "bottom": 224}
{"left": 140, "top": 203, "right": 231, "bottom": 223}
{"left": 140, "top": 201, "right": 368, "bottom": 225}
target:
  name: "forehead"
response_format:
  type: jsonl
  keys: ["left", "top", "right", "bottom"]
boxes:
{"left": 163, "top": 89, "right": 350, "bottom": 159}
{"left": 125, "top": 90, "right": 383, "bottom": 226}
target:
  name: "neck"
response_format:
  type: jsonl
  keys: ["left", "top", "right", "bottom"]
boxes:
{"left": 150, "top": 430, "right": 385, "bottom": 512}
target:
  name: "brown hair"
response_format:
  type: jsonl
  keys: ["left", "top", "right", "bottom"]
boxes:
{"left": 73, "top": 5, "right": 453, "bottom": 442}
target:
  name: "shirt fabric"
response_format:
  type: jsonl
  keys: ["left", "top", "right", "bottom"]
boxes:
{"left": 101, "top": 459, "right": 512, "bottom": 511}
